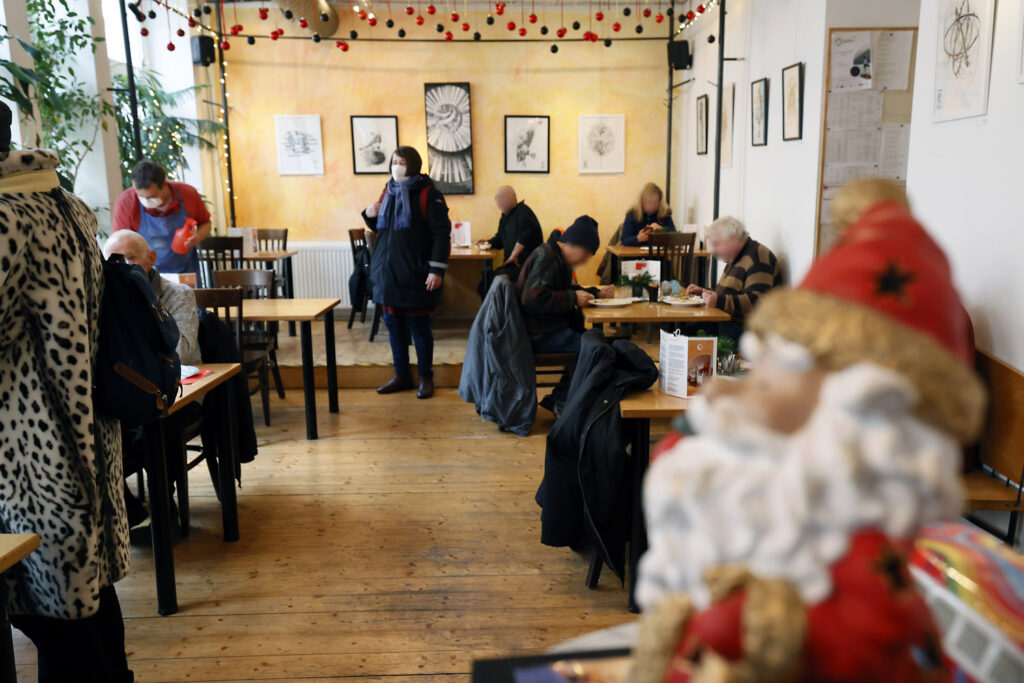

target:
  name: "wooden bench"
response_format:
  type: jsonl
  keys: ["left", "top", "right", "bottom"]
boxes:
{"left": 964, "top": 351, "right": 1024, "bottom": 545}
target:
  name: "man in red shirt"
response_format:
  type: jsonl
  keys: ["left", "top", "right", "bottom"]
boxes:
{"left": 111, "top": 160, "right": 212, "bottom": 273}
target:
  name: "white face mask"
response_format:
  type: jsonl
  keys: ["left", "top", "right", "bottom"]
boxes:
{"left": 139, "top": 195, "right": 166, "bottom": 210}
{"left": 391, "top": 164, "right": 408, "bottom": 183}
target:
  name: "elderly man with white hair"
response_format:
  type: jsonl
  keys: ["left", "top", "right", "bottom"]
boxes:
{"left": 686, "top": 216, "right": 782, "bottom": 339}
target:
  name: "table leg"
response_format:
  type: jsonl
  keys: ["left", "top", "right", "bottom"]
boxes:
{"left": 324, "top": 309, "right": 339, "bottom": 414}
{"left": 149, "top": 421, "right": 178, "bottom": 616}
{"left": 217, "top": 384, "right": 240, "bottom": 542}
{"left": 300, "top": 320, "right": 318, "bottom": 440}
{"left": 628, "top": 417, "right": 651, "bottom": 614}
{"left": 1, "top": 580, "right": 15, "bottom": 683}
{"left": 284, "top": 256, "right": 296, "bottom": 337}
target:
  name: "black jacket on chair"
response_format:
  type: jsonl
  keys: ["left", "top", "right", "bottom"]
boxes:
{"left": 348, "top": 244, "right": 373, "bottom": 314}
{"left": 535, "top": 330, "right": 658, "bottom": 581}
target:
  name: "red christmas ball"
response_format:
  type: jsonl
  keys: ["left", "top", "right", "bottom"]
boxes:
{"left": 370, "top": 16, "right": 379, "bottom": 25}
{"left": 507, "top": 21, "right": 515, "bottom": 30}
{"left": 276, "top": 28, "right": 284, "bottom": 35}
{"left": 220, "top": 40, "right": 230, "bottom": 50}
{"left": 236, "top": 24, "right": 243, "bottom": 32}
{"left": 595, "top": 11, "right": 604, "bottom": 21}
{"left": 167, "top": 42, "right": 175, "bottom": 51}
{"left": 299, "top": 18, "right": 309, "bottom": 27}
{"left": 341, "top": 41, "right": 350, "bottom": 51}
{"left": 495, "top": 2, "right": 505, "bottom": 15}
{"left": 271, "top": 32, "right": 279, "bottom": 40}
{"left": 188, "top": 17, "right": 197, "bottom": 27}
{"left": 259, "top": 8, "right": 269, "bottom": 20}
{"left": 177, "top": 28, "right": 185, "bottom": 37}
{"left": 612, "top": 22, "right": 621, "bottom": 31}
{"left": 518, "top": 27, "right": 526, "bottom": 36}
{"left": 697, "top": 4, "right": 706, "bottom": 13}
{"left": 405, "top": 5, "right": 414, "bottom": 14}
{"left": 415, "top": 14, "right": 425, "bottom": 24}
{"left": 686, "top": 10, "right": 696, "bottom": 20}
{"left": 140, "top": 27, "right": 149, "bottom": 36}
{"left": 450, "top": 11, "right": 459, "bottom": 21}
{"left": 556, "top": 26, "right": 567, "bottom": 37}
{"left": 529, "top": 13, "right": 537, "bottom": 23}
{"left": 461, "top": 22, "right": 470, "bottom": 31}
{"left": 655, "top": 13, "right": 664, "bottom": 23}
{"left": 427, "top": 4, "right": 436, "bottom": 14}
{"left": 357, "top": 11, "right": 367, "bottom": 20}
{"left": 643, "top": 7, "right": 652, "bottom": 17}
{"left": 444, "top": 30, "right": 453, "bottom": 40}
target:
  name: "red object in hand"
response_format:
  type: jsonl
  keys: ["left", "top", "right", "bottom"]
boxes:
{"left": 171, "top": 218, "right": 199, "bottom": 255}
{"left": 518, "top": 26, "right": 526, "bottom": 36}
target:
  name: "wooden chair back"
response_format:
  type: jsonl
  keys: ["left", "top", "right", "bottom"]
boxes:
{"left": 197, "top": 236, "right": 244, "bottom": 288}
{"left": 348, "top": 228, "right": 368, "bottom": 252}
{"left": 256, "top": 228, "right": 288, "bottom": 252}
{"left": 192, "top": 287, "right": 243, "bottom": 353}
{"left": 649, "top": 232, "right": 696, "bottom": 285}
{"left": 213, "top": 268, "right": 276, "bottom": 300}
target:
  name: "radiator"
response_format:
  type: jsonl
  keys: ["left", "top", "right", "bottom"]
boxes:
{"left": 289, "top": 241, "right": 354, "bottom": 308}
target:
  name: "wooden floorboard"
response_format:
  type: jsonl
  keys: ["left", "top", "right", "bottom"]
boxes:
{"left": 13, "top": 390, "right": 634, "bottom": 682}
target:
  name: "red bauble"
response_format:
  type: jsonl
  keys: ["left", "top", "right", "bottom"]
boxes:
{"left": 697, "top": 4, "right": 706, "bottom": 13}
{"left": 370, "top": 16, "right": 378, "bottom": 25}
{"left": 686, "top": 10, "right": 696, "bottom": 20}
{"left": 518, "top": 27, "right": 526, "bottom": 36}
{"left": 220, "top": 40, "right": 230, "bottom": 50}
{"left": 166, "top": 42, "right": 175, "bottom": 51}
{"left": 450, "top": 11, "right": 459, "bottom": 21}
{"left": 444, "top": 30, "right": 453, "bottom": 40}
{"left": 595, "top": 11, "right": 604, "bottom": 21}
{"left": 405, "top": 5, "right": 414, "bottom": 14}
{"left": 140, "top": 27, "right": 149, "bottom": 36}
{"left": 336, "top": 40, "right": 343, "bottom": 46}
{"left": 270, "top": 31, "right": 280, "bottom": 40}
{"left": 236, "top": 23, "right": 244, "bottom": 32}
{"left": 507, "top": 21, "right": 516, "bottom": 30}
{"left": 276, "top": 28, "right": 284, "bottom": 35}
{"left": 528, "top": 13, "right": 537, "bottom": 23}
{"left": 357, "top": 11, "right": 367, "bottom": 20}
{"left": 415, "top": 14, "right": 424, "bottom": 24}
{"left": 188, "top": 17, "right": 197, "bottom": 27}
{"left": 461, "top": 22, "right": 470, "bottom": 31}
{"left": 427, "top": 4, "right": 436, "bottom": 14}
{"left": 655, "top": 13, "right": 664, "bottom": 23}
{"left": 495, "top": 2, "right": 505, "bottom": 15}
{"left": 556, "top": 26, "right": 567, "bottom": 37}
{"left": 341, "top": 41, "right": 350, "bottom": 51}
{"left": 299, "top": 18, "right": 309, "bottom": 27}
{"left": 177, "top": 28, "right": 186, "bottom": 36}
{"left": 259, "top": 8, "right": 269, "bottom": 20}
{"left": 643, "top": 7, "right": 652, "bottom": 17}
{"left": 612, "top": 22, "right": 621, "bottom": 31}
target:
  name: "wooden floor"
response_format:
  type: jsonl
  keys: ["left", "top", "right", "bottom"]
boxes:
{"left": 13, "top": 390, "right": 635, "bottom": 682}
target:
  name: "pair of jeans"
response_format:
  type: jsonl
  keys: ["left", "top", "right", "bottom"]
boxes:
{"left": 383, "top": 312, "right": 434, "bottom": 378}
{"left": 531, "top": 328, "right": 582, "bottom": 408}
{"left": 11, "top": 584, "right": 134, "bottom": 682}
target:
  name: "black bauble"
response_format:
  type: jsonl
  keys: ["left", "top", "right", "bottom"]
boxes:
{"left": 398, "top": 28, "right": 407, "bottom": 37}
{"left": 386, "top": 18, "right": 394, "bottom": 28}
{"left": 350, "top": 29, "right": 358, "bottom": 38}
{"left": 635, "top": 24, "right": 643, "bottom": 33}
{"left": 550, "top": 44, "right": 558, "bottom": 53}
{"left": 436, "top": 23, "right": 444, "bottom": 32}
{"left": 284, "top": 9, "right": 294, "bottom": 19}
{"left": 247, "top": 35, "right": 256, "bottom": 45}
{"left": 312, "top": 34, "right": 321, "bottom": 42}
{"left": 604, "top": 38, "right": 612, "bottom": 46}
{"left": 202, "top": 5, "right": 211, "bottom": 14}
{"left": 623, "top": 7, "right": 631, "bottom": 16}
{"left": 147, "top": 9, "right": 156, "bottom": 18}
{"left": 473, "top": 31, "right": 482, "bottom": 40}
{"left": 572, "top": 20, "right": 580, "bottom": 29}
{"left": 320, "top": 13, "right": 329, "bottom": 22}
{"left": 486, "top": 15, "right": 494, "bottom": 25}
{"left": 540, "top": 25, "right": 548, "bottom": 35}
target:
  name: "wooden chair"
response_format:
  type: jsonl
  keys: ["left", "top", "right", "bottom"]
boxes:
{"left": 535, "top": 353, "right": 578, "bottom": 389}
{"left": 256, "top": 228, "right": 288, "bottom": 252}
{"left": 194, "top": 287, "right": 273, "bottom": 427}
{"left": 197, "top": 236, "right": 243, "bottom": 288}
{"left": 649, "top": 231, "right": 697, "bottom": 285}
{"left": 213, "top": 269, "right": 285, "bottom": 402}
{"left": 964, "top": 352, "right": 1024, "bottom": 546}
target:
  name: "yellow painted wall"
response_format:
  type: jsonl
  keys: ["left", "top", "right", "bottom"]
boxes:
{"left": 223, "top": 8, "right": 669, "bottom": 286}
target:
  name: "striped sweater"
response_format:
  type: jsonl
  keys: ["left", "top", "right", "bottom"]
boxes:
{"left": 714, "top": 237, "right": 783, "bottom": 323}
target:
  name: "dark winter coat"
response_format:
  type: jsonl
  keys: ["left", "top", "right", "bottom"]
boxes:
{"left": 517, "top": 242, "right": 587, "bottom": 343}
{"left": 348, "top": 243, "right": 372, "bottom": 313}
{"left": 535, "top": 330, "right": 659, "bottom": 580}
{"left": 459, "top": 276, "right": 536, "bottom": 436}
{"left": 361, "top": 175, "right": 451, "bottom": 310}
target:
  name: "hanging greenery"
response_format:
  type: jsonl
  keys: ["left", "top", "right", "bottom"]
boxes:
{"left": 0, "top": 0, "right": 114, "bottom": 190}
{"left": 112, "top": 69, "right": 223, "bottom": 187}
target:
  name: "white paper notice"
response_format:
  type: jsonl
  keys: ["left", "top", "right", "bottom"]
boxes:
{"left": 879, "top": 123, "right": 911, "bottom": 180}
{"left": 827, "top": 91, "right": 883, "bottom": 129}
{"left": 451, "top": 221, "right": 472, "bottom": 247}
{"left": 825, "top": 127, "right": 882, "bottom": 164}
{"left": 871, "top": 30, "right": 915, "bottom": 91}
{"left": 830, "top": 31, "right": 873, "bottom": 91}
{"left": 823, "top": 163, "right": 878, "bottom": 186}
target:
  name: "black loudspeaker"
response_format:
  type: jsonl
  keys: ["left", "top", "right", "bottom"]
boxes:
{"left": 191, "top": 35, "right": 216, "bottom": 67}
{"left": 668, "top": 40, "right": 692, "bottom": 70}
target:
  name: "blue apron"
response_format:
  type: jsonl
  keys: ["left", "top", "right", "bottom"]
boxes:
{"left": 138, "top": 186, "right": 199, "bottom": 274}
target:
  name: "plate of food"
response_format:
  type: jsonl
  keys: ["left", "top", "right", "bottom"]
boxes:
{"left": 661, "top": 295, "right": 704, "bottom": 307}
{"left": 590, "top": 298, "right": 634, "bottom": 308}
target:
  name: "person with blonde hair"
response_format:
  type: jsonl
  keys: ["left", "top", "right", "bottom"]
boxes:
{"left": 621, "top": 182, "right": 676, "bottom": 246}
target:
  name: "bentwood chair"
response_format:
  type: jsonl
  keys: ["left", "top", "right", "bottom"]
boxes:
{"left": 197, "top": 236, "right": 244, "bottom": 288}
{"left": 213, "top": 269, "right": 285, "bottom": 402}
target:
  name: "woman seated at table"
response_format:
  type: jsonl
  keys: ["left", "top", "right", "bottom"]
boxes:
{"left": 621, "top": 182, "right": 677, "bottom": 246}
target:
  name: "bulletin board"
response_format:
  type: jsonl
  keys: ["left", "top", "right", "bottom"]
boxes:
{"left": 814, "top": 28, "right": 918, "bottom": 254}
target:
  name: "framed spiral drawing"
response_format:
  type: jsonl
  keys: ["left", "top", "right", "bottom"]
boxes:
{"left": 424, "top": 82, "right": 474, "bottom": 194}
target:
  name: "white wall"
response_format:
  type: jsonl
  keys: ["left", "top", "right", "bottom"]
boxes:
{"left": 907, "top": 0, "right": 1024, "bottom": 371}
{"left": 827, "top": 0, "right": 921, "bottom": 28}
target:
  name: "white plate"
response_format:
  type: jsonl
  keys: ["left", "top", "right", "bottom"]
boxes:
{"left": 590, "top": 298, "right": 635, "bottom": 308}
{"left": 661, "top": 297, "right": 704, "bottom": 307}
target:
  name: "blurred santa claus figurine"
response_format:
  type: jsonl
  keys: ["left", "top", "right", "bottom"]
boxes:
{"left": 629, "top": 181, "right": 987, "bottom": 683}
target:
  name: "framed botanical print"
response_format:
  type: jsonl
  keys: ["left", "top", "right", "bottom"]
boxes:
{"left": 782, "top": 62, "right": 804, "bottom": 141}
{"left": 350, "top": 115, "right": 398, "bottom": 174}
{"left": 751, "top": 78, "right": 769, "bottom": 147}
{"left": 696, "top": 94, "right": 709, "bottom": 155}
{"left": 504, "top": 116, "right": 550, "bottom": 173}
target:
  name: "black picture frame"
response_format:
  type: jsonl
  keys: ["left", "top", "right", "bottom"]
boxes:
{"left": 750, "top": 78, "right": 769, "bottom": 147}
{"left": 424, "top": 82, "right": 474, "bottom": 194}
{"left": 350, "top": 115, "right": 398, "bottom": 175}
{"left": 696, "top": 94, "right": 709, "bottom": 155}
{"left": 504, "top": 115, "right": 550, "bottom": 174}
{"left": 782, "top": 62, "right": 804, "bottom": 141}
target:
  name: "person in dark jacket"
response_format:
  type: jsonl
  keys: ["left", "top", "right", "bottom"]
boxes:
{"left": 477, "top": 185, "right": 543, "bottom": 286}
{"left": 362, "top": 146, "right": 451, "bottom": 399}
{"left": 535, "top": 330, "right": 658, "bottom": 580}
{"left": 621, "top": 182, "right": 676, "bottom": 246}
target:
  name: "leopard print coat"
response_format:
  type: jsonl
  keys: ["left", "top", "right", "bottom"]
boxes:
{"left": 0, "top": 149, "right": 129, "bottom": 619}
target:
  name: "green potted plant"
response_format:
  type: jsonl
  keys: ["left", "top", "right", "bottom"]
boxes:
{"left": 617, "top": 271, "right": 654, "bottom": 298}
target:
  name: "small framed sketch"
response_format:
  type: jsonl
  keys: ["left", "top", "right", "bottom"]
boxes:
{"left": 782, "top": 62, "right": 804, "bottom": 141}
{"left": 696, "top": 95, "right": 709, "bottom": 155}
{"left": 578, "top": 114, "right": 625, "bottom": 174}
{"left": 751, "top": 78, "right": 768, "bottom": 147}
{"left": 504, "top": 116, "right": 550, "bottom": 173}
{"left": 275, "top": 114, "right": 324, "bottom": 176}
{"left": 351, "top": 116, "right": 398, "bottom": 174}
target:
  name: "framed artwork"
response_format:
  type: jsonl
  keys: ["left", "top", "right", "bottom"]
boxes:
{"left": 578, "top": 114, "right": 625, "bottom": 174}
{"left": 782, "top": 62, "right": 804, "bottom": 141}
{"left": 274, "top": 114, "right": 324, "bottom": 176}
{"left": 751, "top": 78, "right": 769, "bottom": 146}
{"left": 350, "top": 115, "right": 397, "bottom": 174}
{"left": 696, "top": 94, "right": 708, "bottom": 155}
{"left": 504, "top": 116, "right": 550, "bottom": 173}
{"left": 934, "top": 0, "right": 995, "bottom": 121}
{"left": 424, "top": 82, "right": 474, "bottom": 194}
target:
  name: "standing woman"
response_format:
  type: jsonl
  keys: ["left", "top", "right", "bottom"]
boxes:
{"left": 0, "top": 104, "right": 133, "bottom": 680}
{"left": 621, "top": 182, "right": 677, "bottom": 246}
{"left": 363, "top": 146, "right": 451, "bottom": 399}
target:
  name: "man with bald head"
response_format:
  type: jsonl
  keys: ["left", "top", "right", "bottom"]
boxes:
{"left": 476, "top": 185, "right": 543, "bottom": 288}
{"left": 103, "top": 230, "right": 201, "bottom": 365}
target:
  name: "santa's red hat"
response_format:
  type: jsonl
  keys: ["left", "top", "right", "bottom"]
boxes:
{"left": 747, "top": 202, "right": 985, "bottom": 443}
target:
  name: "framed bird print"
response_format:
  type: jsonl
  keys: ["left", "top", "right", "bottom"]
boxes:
{"left": 751, "top": 78, "right": 768, "bottom": 147}
{"left": 696, "top": 95, "right": 709, "bottom": 155}
{"left": 504, "top": 116, "right": 550, "bottom": 173}
{"left": 350, "top": 116, "right": 398, "bottom": 174}
{"left": 782, "top": 62, "right": 804, "bottom": 141}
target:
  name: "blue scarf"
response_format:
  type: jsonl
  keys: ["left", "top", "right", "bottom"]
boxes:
{"left": 378, "top": 175, "right": 418, "bottom": 231}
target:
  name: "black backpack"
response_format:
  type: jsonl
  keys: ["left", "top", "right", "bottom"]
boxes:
{"left": 93, "top": 254, "right": 182, "bottom": 426}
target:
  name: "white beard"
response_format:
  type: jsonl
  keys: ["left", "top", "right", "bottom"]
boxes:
{"left": 635, "top": 361, "right": 964, "bottom": 612}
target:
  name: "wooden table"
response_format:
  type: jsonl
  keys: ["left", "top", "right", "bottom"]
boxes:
{"left": 584, "top": 301, "right": 731, "bottom": 329}
{"left": 606, "top": 243, "right": 713, "bottom": 287}
{"left": 449, "top": 246, "right": 502, "bottom": 295}
{"left": 244, "top": 250, "right": 299, "bottom": 335}
{"left": 242, "top": 298, "right": 340, "bottom": 440}
{"left": 149, "top": 363, "right": 241, "bottom": 616}
{"left": 1, "top": 535, "right": 39, "bottom": 682}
